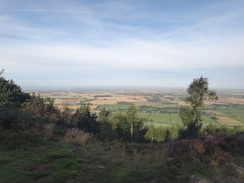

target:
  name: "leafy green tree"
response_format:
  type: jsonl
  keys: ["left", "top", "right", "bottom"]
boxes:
{"left": 126, "top": 104, "right": 138, "bottom": 142}
{"left": 0, "top": 70, "right": 30, "bottom": 129}
{"left": 126, "top": 104, "right": 144, "bottom": 142}
{"left": 98, "top": 107, "right": 115, "bottom": 141}
{"left": 144, "top": 124, "right": 155, "bottom": 142}
{"left": 185, "top": 76, "right": 218, "bottom": 108}
{"left": 72, "top": 104, "right": 100, "bottom": 134}
{"left": 114, "top": 112, "right": 130, "bottom": 141}
{"left": 113, "top": 104, "right": 143, "bottom": 142}
{"left": 179, "top": 76, "right": 218, "bottom": 139}
{"left": 0, "top": 70, "right": 30, "bottom": 108}
{"left": 155, "top": 126, "right": 166, "bottom": 142}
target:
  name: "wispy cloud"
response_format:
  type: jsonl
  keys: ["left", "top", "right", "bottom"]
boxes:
{"left": 0, "top": 0, "right": 244, "bottom": 89}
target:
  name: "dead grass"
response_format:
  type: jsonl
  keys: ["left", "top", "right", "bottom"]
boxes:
{"left": 63, "top": 128, "right": 92, "bottom": 145}
{"left": 40, "top": 92, "right": 147, "bottom": 112}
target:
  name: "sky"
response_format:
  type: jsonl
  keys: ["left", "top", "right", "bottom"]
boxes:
{"left": 0, "top": 0, "right": 244, "bottom": 90}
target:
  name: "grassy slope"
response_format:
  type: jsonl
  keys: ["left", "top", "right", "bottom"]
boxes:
{"left": 1, "top": 135, "right": 243, "bottom": 183}
{"left": 0, "top": 139, "right": 165, "bottom": 183}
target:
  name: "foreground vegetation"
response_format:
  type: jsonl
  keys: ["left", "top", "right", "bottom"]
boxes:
{"left": 0, "top": 131, "right": 243, "bottom": 183}
{"left": 1, "top": 71, "right": 244, "bottom": 182}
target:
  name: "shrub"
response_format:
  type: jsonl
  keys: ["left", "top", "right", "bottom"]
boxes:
{"left": 219, "top": 135, "right": 244, "bottom": 155}
{"left": 63, "top": 128, "right": 92, "bottom": 145}
{"left": 167, "top": 135, "right": 242, "bottom": 166}
{"left": 167, "top": 139, "right": 205, "bottom": 163}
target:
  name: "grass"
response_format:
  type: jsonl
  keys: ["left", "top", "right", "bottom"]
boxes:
{"left": 220, "top": 109, "right": 244, "bottom": 123}
{"left": 201, "top": 116, "right": 221, "bottom": 126}
{"left": 98, "top": 104, "right": 131, "bottom": 112}
{"left": 99, "top": 103, "right": 244, "bottom": 127}
{"left": 0, "top": 137, "right": 165, "bottom": 183}
{"left": 216, "top": 117, "right": 244, "bottom": 126}
{"left": 0, "top": 141, "right": 77, "bottom": 183}
{"left": 1, "top": 131, "right": 243, "bottom": 183}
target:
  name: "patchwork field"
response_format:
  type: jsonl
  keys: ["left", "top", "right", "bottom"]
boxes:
{"left": 216, "top": 117, "right": 244, "bottom": 126}
{"left": 204, "top": 110, "right": 244, "bottom": 127}
{"left": 38, "top": 89, "right": 244, "bottom": 127}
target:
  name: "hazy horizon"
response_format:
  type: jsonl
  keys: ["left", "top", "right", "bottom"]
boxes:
{"left": 1, "top": 0, "right": 244, "bottom": 89}
{"left": 21, "top": 85, "right": 244, "bottom": 93}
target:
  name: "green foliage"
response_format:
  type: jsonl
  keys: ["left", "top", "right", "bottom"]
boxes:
{"left": 144, "top": 124, "right": 180, "bottom": 143}
{"left": 126, "top": 104, "right": 138, "bottom": 142}
{"left": 155, "top": 126, "right": 166, "bottom": 142}
{"left": 114, "top": 112, "right": 131, "bottom": 141}
{"left": 185, "top": 76, "right": 218, "bottom": 108}
{"left": 0, "top": 71, "right": 30, "bottom": 129}
{"left": 22, "top": 94, "right": 68, "bottom": 138}
{"left": 179, "top": 122, "right": 203, "bottom": 139}
{"left": 72, "top": 104, "right": 100, "bottom": 134}
{"left": 113, "top": 104, "right": 144, "bottom": 142}
{"left": 179, "top": 106, "right": 201, "bottom": 126}
{"left": 23, "top": 94, "right": 61, "bottom": 124}
{"left": 98, "top": 107, "right": 115, "bottom": 141}
{"left": 0, "top": 82, "right": 26, "bottom": 109}
{"left": 200, "top": 124, "right": 244, "bottom": 136}
{"left": 179, "top": 76, "right": 218, "bottom": 139}
{"left": 0, "top": 72, "right": 30, "bottom": 108}
{"left": 144, "top": 124, "right": 155, "bottom": 142}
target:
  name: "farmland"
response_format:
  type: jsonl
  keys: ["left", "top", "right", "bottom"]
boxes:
{"left": 37, "top": 89, "right": 244, "bottom": 127}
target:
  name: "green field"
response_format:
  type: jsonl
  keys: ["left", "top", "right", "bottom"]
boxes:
{"left": 219, "top": 109, "right": 244, "bottom": 123}
{"left": 98, "top": 104, "right": 131, "bottom": 112}
{"left": 201, "top": 116, "right": 221, "bottom": 126}
{"left": 97, "top": 103, "right": 244, "bottom": 127}
{"left": 43, "top": 90, "right": 244, "bottom": 127}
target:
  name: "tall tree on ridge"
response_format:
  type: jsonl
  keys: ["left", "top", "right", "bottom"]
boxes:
{"left": 179, "top": 76, "right": 218, "bottom": 139}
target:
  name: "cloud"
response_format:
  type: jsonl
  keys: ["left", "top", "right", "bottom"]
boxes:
{"left": 0, "top": 0, "right": 244, "bottom": 89}
{"left": 1, "top": 36, "right": 243, "bottom": 73}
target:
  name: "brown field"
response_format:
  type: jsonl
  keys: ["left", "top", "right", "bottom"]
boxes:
{"left": 216, "top": 117, "right": 244, "bottom": 126}
{"left": 39, "top": 92, "right": 148, "bottom": 112}
{"left": 39, "top": 90, "right": 244, "bottom": 110}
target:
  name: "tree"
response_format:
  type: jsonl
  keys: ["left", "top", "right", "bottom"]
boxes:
{"left": 0, "top": 70, "right": 30, "bottom": 129}
{"left": 0, "top": 70, "right": 30, "bottom": 108}
{"left": 185, "top": 76, "right": 218, "bottom": 108}
{"left": 61, "top": 105, "right": 73, "bottom": 126}
{"left": 23, "top": 94, "right": 61, "bottom": 124}
{"left": 98, "top": 107, "right": 114, "bottom": 141}
{"left": 72, "top": 104, "right": 100, "bottom": 134}
{"left": 114, "top": 112, "right": 130, "bottom": 141}
{"left": 155, "top": 126, "right": 166, "bottom": 142}
{"left": 113, "top": 104, "right": 143, "bottom": 142}
{"left": 179, "top": 76, "right": 218, "bottom": 139}
{"left": 144, "top": 124, "right": 155, "bottom": 142}
{"left": 126, "top": 104, "right": 138, "bottom": 142}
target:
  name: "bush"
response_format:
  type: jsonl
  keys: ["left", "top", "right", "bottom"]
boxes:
{"left": 167, "top": 139, "right": 205, "bottom": 163}
{"left": 167, "top": 135, "right": 243, "bottom": 166}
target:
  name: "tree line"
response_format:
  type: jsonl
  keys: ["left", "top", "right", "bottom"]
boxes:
{"left": 0, "top": 70, "right": 243, "bottom": 145}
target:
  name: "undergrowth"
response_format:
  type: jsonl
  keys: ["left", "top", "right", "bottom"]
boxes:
{"left": 0, "top": 130, "right": 243, "bottom": 183}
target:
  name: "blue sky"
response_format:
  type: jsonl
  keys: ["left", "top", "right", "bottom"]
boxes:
{"left": 1, "top": 0, "right": 244, "bottom": 89}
